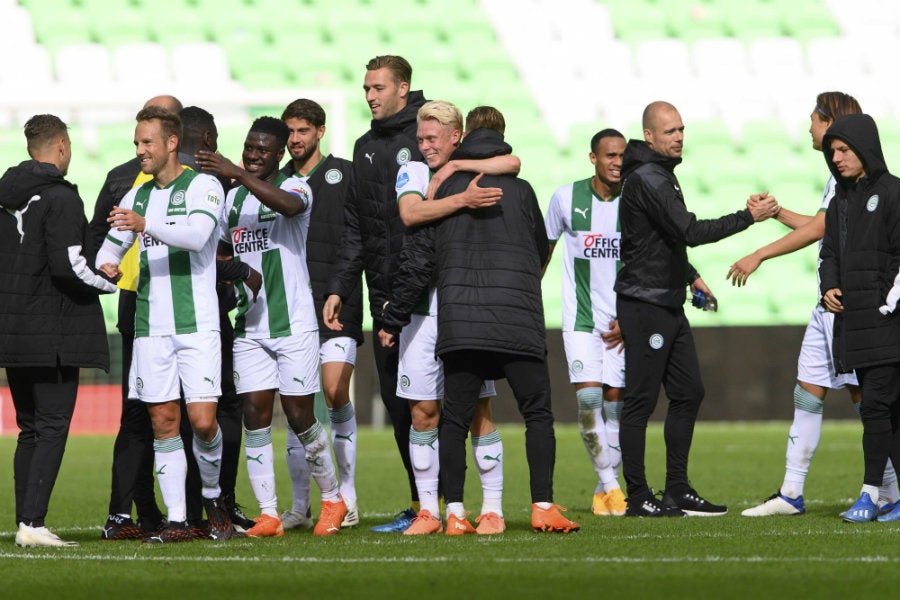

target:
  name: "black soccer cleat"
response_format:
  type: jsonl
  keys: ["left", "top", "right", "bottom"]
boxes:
{"left": 142, "top": 521, "right": 194, "bottom": 544}
{"left": 203, "top": 496, "right": 239, "bottom": 540}
{"left": 661, "top": 487, "right": 727, "bottom": 517}
{"left": 222, "top": 492, "right": 256, "bottom": 532}
{"left": 625, "top": 495, "right": 685, "bottom": 517}
{"left": 186, "top": 519, "right": 211, "bottom": 540}
{"left": 101, "top": 515, "right": 146, "bottom": 541}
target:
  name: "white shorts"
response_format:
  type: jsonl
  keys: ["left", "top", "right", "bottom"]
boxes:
{"left": 319, "top": 335, "right": 357, "bottom": 366}
{"left": 131, "top": 331, "right": 221, "bottom": 403}
{"left": 397, "top": 313, "right": 495, "bottom": 401}
{"left": 232, "top": 330, "right": 321, "bottom": 396}
{"left": 562, "top": 329, "right": 626, "bottom": 388}
{"left": 797, "top": 307, "right": 858, "bottom": 389}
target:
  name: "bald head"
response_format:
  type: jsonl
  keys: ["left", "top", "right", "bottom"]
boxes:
{"left": 642, "top": 101, "right": 684, "bottom": 159}
{"left": 143, "top": 95, "right": 183, "bottom": 114}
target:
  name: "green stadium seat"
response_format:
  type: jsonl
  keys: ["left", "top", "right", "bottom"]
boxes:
{"left": 604, "top": 3, "right": 670, "bottom": 44}
{"left": 740, "top": 119, "right": 794, "bottom": 148}
{"left": 31, "top": 7, "right": 93, "bottom": 50}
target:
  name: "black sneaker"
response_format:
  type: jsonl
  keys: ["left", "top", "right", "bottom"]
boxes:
{"left": 625, "top": 495, "right": 685, "bottom": 517}
{"left": 203, "top": 496, "right": 238, "bottom": 540}
{"left": 661, "top": 487, "right": 727, "bottom": 517}
{"left": 142, "top": 521, "right": 194, "bottom": 544}
{"left": 222, "top": 492, "right": 256, "bottom": 532}
{"left": 100, "top": 515, "right": 145, "bottom": 541}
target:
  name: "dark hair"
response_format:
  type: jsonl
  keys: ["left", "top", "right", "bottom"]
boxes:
{"left": 465, "top": 106, "right": 505, "bottom": 134}
{"left": 250, "top": 116, "right": 290, "bottom": 147}
{"left": 366, "top": 55, "right": 412, "bottom": 85}
{"left": 24, "top": 114, "right": 68, "bottom": 152}
{"left": 590, "top": 128, "right": 625, "bottom": 153}
{"left": 136, "top": 106, "right": 183, "bottom": 140}
{"left": 180, "top": 106, "right": 215, "bottom": 134}
{"left": 815, "top": 91, "right": 862, "bottom": 122}
{"left": 281, "top": 99, "right": 326, "bottom": 128}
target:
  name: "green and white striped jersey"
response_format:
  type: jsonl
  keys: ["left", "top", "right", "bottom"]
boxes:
{"left": 225, "top": 174, "right": 316, "bottom": 338}
{"left": 107, "top": 169, "right": 225, "bottom": 337}
{"left": 545, "top": 177, "right": 621, "bottom": 332}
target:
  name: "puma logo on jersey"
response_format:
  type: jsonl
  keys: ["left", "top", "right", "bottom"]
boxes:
{"left": 365, "top": 152, "right": 375, "bottom": 164}
{"left": 573, "top": 206, "right": 589, "bottom": 220}
{"left": 7, "top": 194, "right": 41, "bottom": 242}
{"left": 334, "top": 342, "right": 346, "bottom": 351}
{"left": 293, "top": 377, "right": 305, "bottom": 385}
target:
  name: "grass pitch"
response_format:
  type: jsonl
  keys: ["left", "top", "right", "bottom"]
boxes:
{"left": 0, "top": 421, "right": 898, "bottom": 599}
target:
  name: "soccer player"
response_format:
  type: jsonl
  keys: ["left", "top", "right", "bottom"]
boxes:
{"left": 0, "top": 114, "right": 117, "bottom": 547}
{"left": 818, "top": 114, "right": 900, "bottom": 523}
{"left": 379, "top": 101, "right": 518, "bottom": 535}
{"left": 324, "top": 55, "right": 426, "bottom": 532}
{"left": 544, "top": 129, "right": 627, "bottom": 517}
{"left": 195, "top": 117, "right": 347, "bottom": 537}
{"left": 615, "top": 101, "right": 778, "bottom": 517}
{"left": 96, "top": 106, "right": 236, "bottom": 543}
{"left": 732, "top": 92, "right": 900, "bottom": 517}
{"left": 277, "top": 98, "right": 362, "bottom": 530}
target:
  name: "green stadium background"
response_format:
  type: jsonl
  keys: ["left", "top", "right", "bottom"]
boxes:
{"left": 0, "top": 0, "right": 887, "bottom": 429}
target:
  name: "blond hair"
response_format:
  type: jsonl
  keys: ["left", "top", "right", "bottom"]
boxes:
{"left": 417, "top": 100, "right": 463, "bottom": 131}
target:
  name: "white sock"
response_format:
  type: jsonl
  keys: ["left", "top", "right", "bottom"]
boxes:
{"left": 409, "top": 427, "right": 440, "bottom": 515}
{"left": 192, "top": 427, "right": 223, "bottom": 500}
{"left": 603, "top": 398, "right": 623, "bottom": 478}
{"left": 297, "top": 421, "right": 340, "bottom": 501}
{"left": 154, "top": 435, "right": 188, "bottom": 523}
{"left": 472, "top": 430, "right": 504, "bottom": 517}
{"left": 577, "top": 388, "right": 617, "bottom": 493}
{"left": 329, "top": 402, "right": 358, "bottom": 503}
{"left": 447, "top": 501, "right": 466, "bottom": 520}
{"left": 285, "top": 431, "right": 311, "bottom": 516}
{"left": 862, "top": 484, "right": 879, "bottom": 501}
{"left": 782, "top": 385, "right": 823, "bottom": 499}
{"left": 245, "top": 427, "right": 278, "bottom": 517}
{"left": 881, "top": 459, "right": 900, "bottom": 503}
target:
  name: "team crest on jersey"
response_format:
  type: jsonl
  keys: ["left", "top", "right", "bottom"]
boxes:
{"left": 649, "top": 334, "right": 664, "bottom": 350}
{"left": 233, "top": 371, "right": 240, "bottom": 383}
{"left": 396, "top": 172, "right": 410, "bottom": 190}
{"left": 571, "top": 360, "right": 584, "bottom": 373}
{"left": 205, "top": 190, "right": 221, "bottom": 208}
{"left": 867, "top": 195, "right": 879, "bottom": 212}
{"left": 171, "top": 190, "right": 186, "bottom": 206}
{"left": 400, "top": 375, "right": 411, "bottom": 388}
{"left": 396, "top": 147, "right": 411, "bottom": 165}
{"left": 325, "top": 169, "right": 342, "bottom": 184}
{"left": 136, "top": 377, "right": 144, "bottom": 390}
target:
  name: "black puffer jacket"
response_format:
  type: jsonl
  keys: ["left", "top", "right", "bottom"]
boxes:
{"left": 819, "top": 114, "right": 900, "bottom": 372}
{"left": 433, "top": 129, "right": 549, "bottom": 359}
{"left": 282, "top": 155, "right": 364, "bottom": 345}
{"left": 328, "top": 91, "right": 427, "bottom": 319}
{"left": 0, "top": 160, "right": 116, "bottom": 369}
{"left": 615, "top": 139, "right": 753, "bottom": 307}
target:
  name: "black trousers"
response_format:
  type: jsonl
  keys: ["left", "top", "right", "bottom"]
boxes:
{"left": 9, "top": 364, "right": 79, "bottom": 528}
{"left": 441, "top": 350, "right": 555, "bottom": 504}
{"left": 855, "top": 363, "right": 900, "bottom": 487}
{"left": 617, "top": 296, "right": 705, "bottom": 500}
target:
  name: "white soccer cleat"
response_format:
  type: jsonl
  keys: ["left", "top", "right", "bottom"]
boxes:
{"left": 15, "top": 523, "right": 79, "bottom": 547}
{"left": 741, "top": 492, "right": 805, "bottom": 517}
{"left": 280, "top": 509, "right": 314, "bottom": 530}
{"left": 341, "top": 498, "right": 359, "bottom": 528}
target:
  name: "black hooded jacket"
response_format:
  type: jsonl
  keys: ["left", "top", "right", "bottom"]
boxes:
{"left": 327, "top": 90, "right": 427, "bottom": 320}
{"left": 614, "top": 139, "right": 753, "bottom": 307}
{"left": 381, "top": 128, "right": 549, "bottom": 360}
{"left": 0, "top": 160, "right": 116, "bottom": 370}
{"left": 819, "top": 114, "right": 900, "bottom": 372}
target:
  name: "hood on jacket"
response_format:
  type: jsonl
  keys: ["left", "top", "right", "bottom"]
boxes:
{"left": 621, "top": 139, "right": 682, "bottom": 180}
{"left": 822, "top": 113, "right": 887, "bottom": 186}
{"left": 0, "top": 160, "right": 71, "bottom": 210}
{"left": 450, "top": 127, "right": 512, "bottom": 160}
{"left": 371, "top": 90, "right": 427, "bottom": 136}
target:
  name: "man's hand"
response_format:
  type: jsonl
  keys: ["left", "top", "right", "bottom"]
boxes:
{"left": 726, "top": 253, "right": 762, "bottom": 287}
{"left": 194, "top": 150, "right": 242, "bottom": 180}
{"left": 425, "top": 161, "right": 459, "bottom": 200}
{"left": 243, "top": 266, "right": 262, "bottom": 303}
{"left": 323, "top": 294, "right": 343, "bottom": 331}
{"left": 823, "top": 288, "right": 843, "bottom": 313}
{"left": 600, "top": 319, "right": 624, "bottom": 353}
{"left": 99, "top": 263, "right": 122, "bottom": 281}
{"left": 108, "top": 206, "right": 146, "bottom": 232}
{"left": 459, "top": 173, "right": 502, "bottom": 209}
{"left": 748, "top": 194, "right": 780, "bottom": 222}
{"left": 377, "top": 328, "right": 396, "bottom": 348}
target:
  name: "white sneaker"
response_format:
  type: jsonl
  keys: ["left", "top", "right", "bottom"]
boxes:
{"left": 741, "top": 492, "right": 805, "bottom": 517}
{"left": 341, "top": 498, "right": 359, "bottom": 528}
{"left": 15, "top": 523, "right": 79, "bottom": 547}
{"left": 280, "top": 509, "right": 314, "bottom": 530}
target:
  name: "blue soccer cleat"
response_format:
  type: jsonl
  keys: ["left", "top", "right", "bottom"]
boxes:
{"left": 840, "top": 492, "right": 878, "bottom": 523}
{"left": 876, "top": 501, "right": 900, "bottom": 522}
{"left": 370, "top": 508, "right": 417, "bottom": 533}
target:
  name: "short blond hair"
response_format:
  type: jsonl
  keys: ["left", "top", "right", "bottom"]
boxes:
{"left": 417, "top": 100, "right": 463, "bottom": 131}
